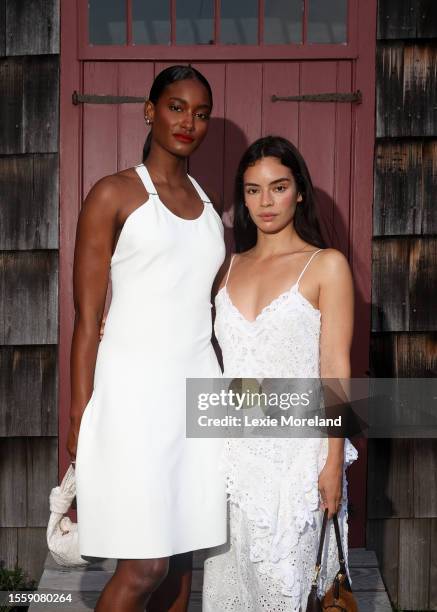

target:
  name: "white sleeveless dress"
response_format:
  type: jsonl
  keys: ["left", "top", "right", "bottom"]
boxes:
{"left": 75, "top": 163, "right": 227, "bottom": 559}
{"left": 203, "top": 250, "right": 358, "bottom": 611}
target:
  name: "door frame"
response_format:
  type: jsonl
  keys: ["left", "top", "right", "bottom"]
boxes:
{"left": 59, "top": 0, "right": 376, "bottom": 546}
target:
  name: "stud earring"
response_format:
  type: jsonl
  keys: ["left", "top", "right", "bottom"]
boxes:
{"left": 145, "top": 117, "right": 152, "bottom": 125}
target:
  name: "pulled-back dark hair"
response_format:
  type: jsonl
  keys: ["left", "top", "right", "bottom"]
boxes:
{"left": 142, "top": 65, "right": 213, "bottom": 162}
{"left": 234, "top": 136, "right": 327, "bottom": 252}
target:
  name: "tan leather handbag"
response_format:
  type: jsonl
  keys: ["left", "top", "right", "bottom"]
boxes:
{"left": 305, "top": 509, "right": 358, "bottom": 612}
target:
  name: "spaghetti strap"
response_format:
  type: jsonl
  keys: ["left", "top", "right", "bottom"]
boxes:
{"left": 224, "top": 254, "right": 236, "bottom": 287}
{"left": 296, "top": 249, "right": 323, "bottom": 285}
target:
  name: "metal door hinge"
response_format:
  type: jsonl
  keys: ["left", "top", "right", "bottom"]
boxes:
{"left": 271, "top": 91, "right": 362, "bottom": 104}
{"left": 72, "top": 91, "right": 146, "bottom": 105}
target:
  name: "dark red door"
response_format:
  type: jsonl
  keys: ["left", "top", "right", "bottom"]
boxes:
{"left": 60, "top": 0, "right": 376, "bottom": 546}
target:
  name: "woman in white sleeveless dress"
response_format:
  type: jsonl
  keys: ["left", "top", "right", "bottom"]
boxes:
{"left": 203, "top": 136, "right": 358, "bottom": 611}
{"left": 67, "top": 66, "right": 226, "bottom": 611}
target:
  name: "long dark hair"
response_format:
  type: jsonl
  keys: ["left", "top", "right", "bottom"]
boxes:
{"left": 142, "top": 65, "right": 213, "bottom": 162}
{"left": 234, "top": 136, "right": 327, "bottom": 253}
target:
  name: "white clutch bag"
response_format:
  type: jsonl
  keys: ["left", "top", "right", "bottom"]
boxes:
{"left": 46, "top": 464, "right": 89, "bottom": 567}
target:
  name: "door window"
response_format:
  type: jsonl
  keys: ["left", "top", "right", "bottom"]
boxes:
{"left": 87, "top": 0, "right": 350, "bottom": 47}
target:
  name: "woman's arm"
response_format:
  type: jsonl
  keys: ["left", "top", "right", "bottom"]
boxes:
{"left": 67, "top": 178, "right": 120, "bottom": 461}
{"left": 317, "top": 249, "right": 354, "bottom": 517}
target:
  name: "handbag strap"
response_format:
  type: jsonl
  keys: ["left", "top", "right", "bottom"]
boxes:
{"left": 311, "top": 509, "right": 329, "bottom": 585}
{"left": 332, "top": 513, "right": 347, "bottom": 575}
{"left": 312, "top": 509, "right": 347, "bottom": 585}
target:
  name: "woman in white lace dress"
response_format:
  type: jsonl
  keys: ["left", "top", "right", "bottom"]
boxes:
{"left": 203, "top": 136, "right": 358, "bottom": 611}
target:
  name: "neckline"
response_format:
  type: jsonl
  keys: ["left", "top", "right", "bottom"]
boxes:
{"left": 217, "top": 283, "right": 320, "bottom": 324}
{"left": 135, "top": 164, "right": 207, "bottom": 223}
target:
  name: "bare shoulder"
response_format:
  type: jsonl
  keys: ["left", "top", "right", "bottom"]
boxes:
{"left": 81, "top": 168, "right": 147, "bottom": 221}
{"left": 316, "top": 248, "right": 352, "bottom": 284}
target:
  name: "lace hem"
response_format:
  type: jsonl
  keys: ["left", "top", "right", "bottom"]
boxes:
{"left": 219, "top": 438, "right": 358, "bottom": 599}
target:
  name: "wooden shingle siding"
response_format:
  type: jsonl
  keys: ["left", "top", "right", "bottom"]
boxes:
{"left": 0, "top": 437, "right": 57, "bottom": 527}
{"left": 371, "top": 2, "right": 437, "bottom": 609}
{"left": 413, "top": 440, "right": 437, "bottom": 517}
{"left": 372, "top": 237, "right": 437, "bottom": 332}
{"left": 0, "top": 346, "right": 57, "bottom": 437}
{"left": 376, "top": 42, "right": 437, "bottom": 138}
{"left": 366, "top": 518, "right": 399, "bottom": 602}
{"left": 0, "top": 0, "right": 59, "bottom": 582}
{"left": 0, "top": 438, "right": 27, "bottom": 526}
{"left": 0, "top": 155, "right": 58, "bottom": 250}
{"left": 409, "top": 237, "right": 437, "bottom": 331}
{"left": 372, "top": 238, "right": 410, "bottom": 331}
{"left": 431, "top": 520, "right": 437, "bottom": 609}
{"left": 377, "top": 0, "right": 437, "bottom": 40}
{"left": 0, "top": 251, "right": 58, "bottom": 345}
{"left": 374, "top": 140, "right": 437, "bottom": 236}
{"left": 4, "top": 0, "right": 59, "bottom": 56}
{"left": 367, "top": 439, "right": 414, "bottom": 519}
{"left": 398, "top": 519, "right": 432, "bottom": 609}
{"left": 17, "top": 527, "right": 49, "bottom": 585}
{"left": 0, "top": 0, "right": 5, "bottom": 57}
{"left": 0, "top": 527, "right": 18, "bottom": 567}
{"left": 371, "top": 332, "right": 437, "bottom": 375}
{"left": 0, "top": 55, "right": 59, "bottom": 154}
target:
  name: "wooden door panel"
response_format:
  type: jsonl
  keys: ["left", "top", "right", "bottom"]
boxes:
{"left": 333, "top": 61, "right": 353, "bottom": 257}
{"left": 223, "top": 63, "right": 263, "bottom": 216}
{"left": 189, "top": 63, "right": 226, "bottom": 206}
{"left": 118, "top": 62, "right": 154, "bottom": 171}
{"left": 262, "top": 62, "right": 300, "bottom": 145}
{"left": 300, "top": 62, "right": 339, "bottom": 246}
{"left": 82, "top": 62, "right": 119, "bottom": 197}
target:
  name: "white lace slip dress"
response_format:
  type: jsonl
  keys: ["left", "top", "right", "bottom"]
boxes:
{"left": 203, "top": 250, "right": 358, "bottom": 611}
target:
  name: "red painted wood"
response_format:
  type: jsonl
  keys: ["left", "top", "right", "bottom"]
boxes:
{"left": 333, "top": 61, "right": 353, "bottom": 257}
{"left": 346, "top": 0, "right": 377, "bottom": 548}
{"left": 299, "top": 61, "right": 338, "bottom": 245}
{"left": 126, "top": 0, "right": 132, "bottom": 46}
{"left": 118, "top": 62, "right": 154, "bottom": 170}
{"left": 262, "top": 62, "right": 300, "bottom": 145}
{"left": 82, "top": 62, "right": 119, "bottom": 196}
{"left": 78, "top": 43, "right": 358, "bottom": 62}
{"left": 59, "top": 0, "right": 82, "bottom": 484}
{"left": 223, "top": 63, "right": 263, "bottom": 219}
{"left": 189, "top": 63, "right": 226, "bottom": 208}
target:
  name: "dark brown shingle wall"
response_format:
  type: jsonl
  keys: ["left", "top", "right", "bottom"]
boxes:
{"left": 368, "top": 1, "right": 437, "bottom": 609}
{"left": 0, "top": 0, "right": 59, "bottom": 584}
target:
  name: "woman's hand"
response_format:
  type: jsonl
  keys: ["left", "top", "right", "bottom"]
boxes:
{"left": 318, "top": 460, "right": 343, "bottom": 518}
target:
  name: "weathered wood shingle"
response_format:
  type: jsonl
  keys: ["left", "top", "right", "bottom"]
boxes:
{"left": 0, "top": 251, "right": 58, "bottom": 345}
{"left": 372, "top": 237, "right": 437, "bottom": 332}
{"left": 5, "top": 0, "right": 59, "bottom": 56}
{"left": 0, "top": 346, "right": 57, "bottom": 437}
{"left": 374, "top": 140, "right": 437, "bottom": 236}
{"left": 0, "top": 55, "right": 59, "bottom": 155}
{"left": 376, "top": 42, "right": 437, "bottom": 138}
{"left": 378, "top": 0, "right": 437, "bottom": 40}
{"left": 0, "top": 155, "right": 59, "bottom": 250}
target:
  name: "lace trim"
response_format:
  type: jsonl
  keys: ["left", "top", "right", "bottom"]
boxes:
{"left": 216, "top": 284, "right": 320, "bottom": 327}
{"left": 219, "top": 438, "right": 358, "bottom": 600}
